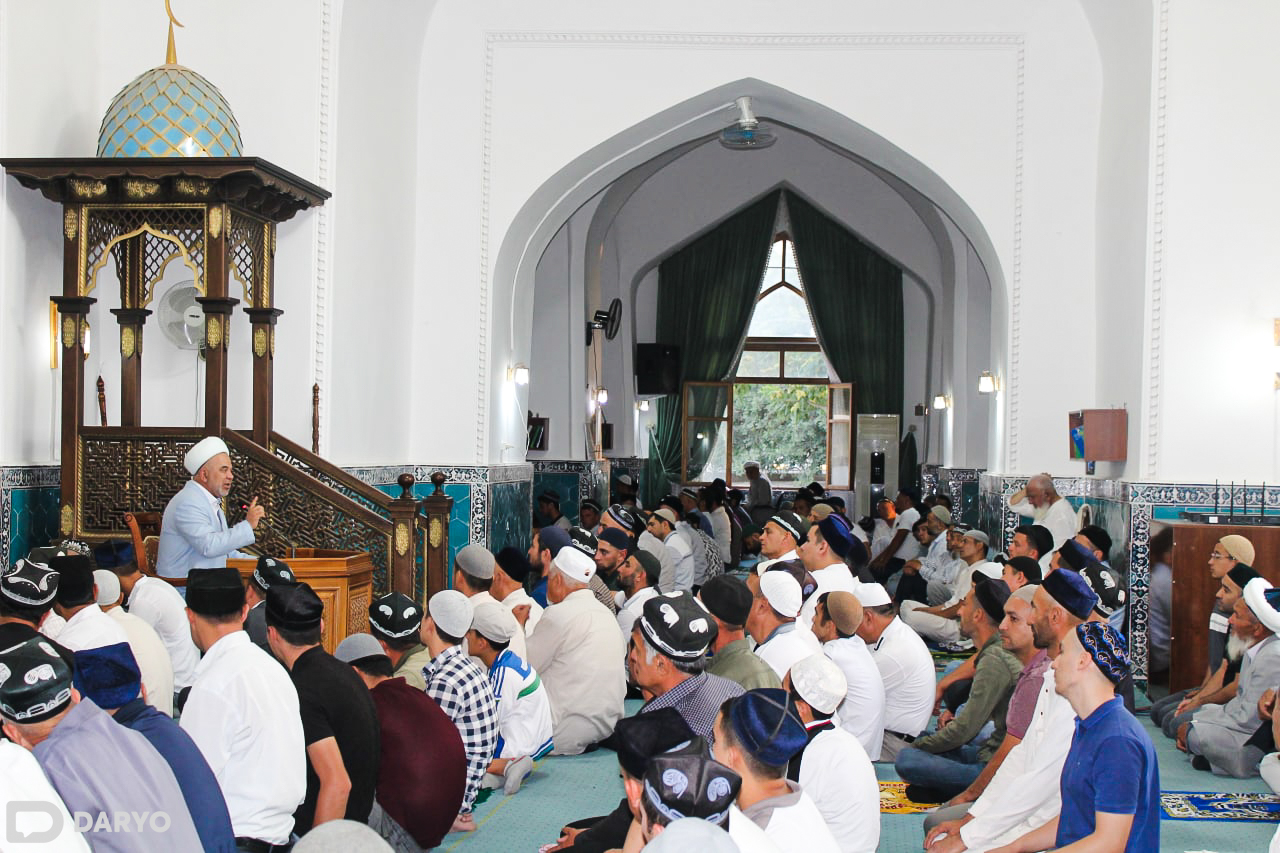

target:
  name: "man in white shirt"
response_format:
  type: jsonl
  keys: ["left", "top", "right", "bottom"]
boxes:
{"left": 867, "top": 488, "right": 922, "bottom": 584}
{"left": 813, "top": 591, "right": 886, "bottom": 760}
{"left": 93, "top": 570, "right": 174, "bottom": 716}
{"left": 454, "top": 543, "right": 527, "bottom": 662}
{"left": 854, "top": 583, "right": 935, "bottom": 761}
{"left": 787, "top": 654, "right": 880, "bottom": 853}
{"left": 797, "top": 515, "right": 860, "bottom": 629}
{"left": 115, "top": 560, "right": 201, "bottom": 692}
{"left": 647, "top": 507, "right": 695, "bottom": 592}
{"left": 523, "top": 546, "right": 626, "bottom": 754}
{"left": 180, "top": 567, "right": 306, "bottom": 848}
{"left": 747, "top": 570, "right": 821, "bottom": 679}
{"left": 603, "top": 504, "right": 677, "bottom": 597}
{"left": 615, "top": 549, "right": 661, "bottom": 640}
{"left": 49, "top": 555, "right": 128, "bottom": 652}
{"left": 901, "top": 530, "right": 1001, "bottom": 646}
{"left": 1007, "top": 474, "right": 1078, "bottom": 551}
{"left": 494, "top": 546, "right": 543, "bottom": 638}
{"left": 714, "top": 688, "right": 839, "bottom": 852}
{"left": 0, "top": 738, "right": 89, "bottom": 852}
{"left": 743, "top": 461, "right": 775, "bottom": 526}
{"left": 758, "top": 510, "right": 808, "bottom": 574}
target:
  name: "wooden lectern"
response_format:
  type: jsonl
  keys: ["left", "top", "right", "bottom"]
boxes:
{"left": 230, "top": 548, "right": 374, "bottom": 655}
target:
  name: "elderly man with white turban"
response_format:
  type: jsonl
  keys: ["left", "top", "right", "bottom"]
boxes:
{"left": 155, "top": 436, "right": 265, "bottom": 580}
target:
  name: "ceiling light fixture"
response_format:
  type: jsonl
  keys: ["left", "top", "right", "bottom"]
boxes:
{"left": 720, "top": 96, "right": 777, "bottom": 150}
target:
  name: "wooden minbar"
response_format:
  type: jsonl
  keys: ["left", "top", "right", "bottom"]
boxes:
{"left": 229, "top": 548, "right": 374, "bottom": 655}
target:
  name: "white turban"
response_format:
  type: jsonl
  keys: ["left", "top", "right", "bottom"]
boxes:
{"left": 184, "top": 436, "right": 230, "bottom": 476}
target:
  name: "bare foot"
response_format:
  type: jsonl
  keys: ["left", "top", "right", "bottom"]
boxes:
{"left": 451, "top": 812, "right": 477, "bottom": 833}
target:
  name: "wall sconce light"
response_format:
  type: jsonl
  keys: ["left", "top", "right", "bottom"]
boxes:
{"left": 696, "top": 432, "right": 705, "bottom": 441}
{"left": 978, "top": 371, "right": 998, "bottom": 394}
{"left": 82, "top": 321, "right": 91, "bottom": 360}
{"left": 637, "top": 399, "right": 650, "bottom": 412}
{"left": 932, "top": 394, "right": 949, "bottom": 410}
{"left": 507, "top": 364, "right": 530, "bottom": 385}
{"left": 595, "top": 388, "right": 609, "bottom": 405}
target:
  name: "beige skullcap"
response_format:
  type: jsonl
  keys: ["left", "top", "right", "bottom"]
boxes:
{"left": 822, "top": 590, "right": 863, "bottom": 635}
{"left": 1219, "top": 534, "right": 1256, "bottom": 565}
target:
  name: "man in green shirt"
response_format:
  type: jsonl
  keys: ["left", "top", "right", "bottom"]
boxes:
{"left": 698, "top": 575, "right": 781, "bottom": 692}
{"left": 894, "top": 574, "right": 1022, "bottom": 803}
{"left": 369, "top": 592, "right": 433, "bottom": 690}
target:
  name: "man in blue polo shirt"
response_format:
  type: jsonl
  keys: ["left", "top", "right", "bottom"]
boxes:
{"left": 995, "top": 621, "right": 1159, "bottom": 852}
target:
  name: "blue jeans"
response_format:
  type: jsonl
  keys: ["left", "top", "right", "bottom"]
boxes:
{"left": 895, "top": 743, "right": 985, "bottom": 798}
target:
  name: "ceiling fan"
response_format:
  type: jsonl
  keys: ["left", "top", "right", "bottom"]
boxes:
{"left": 720, "top": 96, "right": 777, "bottom": 150}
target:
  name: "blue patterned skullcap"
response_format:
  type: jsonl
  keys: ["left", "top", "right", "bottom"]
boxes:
{"left": 1076, "top": 621, "right": 1130, "bottom": 687}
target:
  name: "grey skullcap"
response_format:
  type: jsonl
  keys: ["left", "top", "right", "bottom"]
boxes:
{"left": 428, "top": 590, "right": 474, "bottom": 638}
{"left": 456, "top": 544, "right": 495, "bottom": 580}
{"left": 471, "top": 601, "right": 519, "bottom": 644}
{"left": 334, "top": 633, "right": 387, "bottom": 665}
{"left": 930, "top": 505, "right": 953, "bottom": 525}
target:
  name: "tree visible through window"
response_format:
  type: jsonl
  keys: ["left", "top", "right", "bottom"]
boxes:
{"left": 684, "top": 237, "right": 853, "bottom": 489}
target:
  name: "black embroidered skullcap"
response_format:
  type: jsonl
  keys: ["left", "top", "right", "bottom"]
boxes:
{"left": 637, "top": 592, "right": 717, "bottom": 660}
{"left": 72, "top": 642, "right": 140, "bottom": 710}
{"left": 1041, "top": 568, "right": 1098, "bottom": 621}
{"left": 251, "top": 556, "right": 295, "bottom": 594}
{"left": 814, "top": 514, "right": 854, "bottom": 558}
{"left": 2, "top": 559, "right": 59, "bottom": 608}
{"left": 0, "top": 636, "right": 74, "bottom": 723}
{"left": 538, "top": 488, "right": 562, "bottom": 505}
{"left": 699, "top": 575, "right": 752, "bottom": 627}
{"left": 598, "top": 527, "right": 632, "bottom": 553}
{"left": 369, "top": 592, "right": 423, "bottom": 640}
{"left": 1057, "top": 539, "right": 1092, "bottom": 572}
{"left": 186, "top": 567, "right": 246, "bottom": 617}
{"left": 568, "top": 526, "right": 598, "bottom": 558}
{"left": 643, "top": 754, "right": 742, "bottom": 828}
{"left": 1005, "top": 556, "right": 1043, "bottom": 584}
{"left": 50, "top": 554, "right": 93, "bottom": 607}
{"left": 766, "top": 511, "right": 808, "bottom": 545}
{"left": 973, "top": 576, "right": 1012, "bottom": 625}
{"left": 765, "top": 560, "right": 818, "bottom": 604}
{"left": 1227, "top": 563, "right": 1261, "bottom": 590}
{"left": 1079, "top": 563, "right": 1126, "bottom": 618}
{"left": 1076, "top": 621, "right": 1130, "bottom": 687}
{"left": 455, "top": 544, "right": 496, "bottom": 580}
{"left": 607, "top": 504, "right": 642, "bottom": 535}
{"left": 726, "top": 688, "right": 807, "bottom": 767}
{"left": 580, "top": 498, "right": 603, "bottom": 514}
{"left": 495, "top": 546, "right": 533, "bottom": 583}
{"left": 537, "top": 525, "right": 571, "bottom": 557}
{"left": 265, "top": 582, "right": 323, "bottom": 632}
{"left": 613, "top": 707, "right": 698, "bottom": 779}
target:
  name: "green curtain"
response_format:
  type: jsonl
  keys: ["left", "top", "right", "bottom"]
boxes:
{"left": 785, "top": 190, "right": 904, "bottom": 415}
{"left": 643, "top": 191, "right": 781, "bottom": 505}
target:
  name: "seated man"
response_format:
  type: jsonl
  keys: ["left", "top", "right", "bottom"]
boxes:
{"left": 0, "top": 559, "right": 74, "bottom": 669}
{"left": 525, "top": 545, "right": 626, "bottom": 755}
{"left": 335, "top": 633, "right": 467, "bottom": 851}
{"left": 92, "top": 569, "right": 174, "bottom": 716}
{"left": 267, "top": 582, "right": 381, "bottom": 834}
{"left": 853, "top": 583, "right": 936, "bottom": 760}
{"left": 369, "top": 591, "right": 433, "bottom": 690}
{"left": 455, "top": 543, "right": 529, "bottom": 660}
{"left": 1185, "top": 577, "right": 1280, "bottom": 777}
{"left": 615, "top": 548, "right": 661, "bottom": 640}
{"left": 242, "top": 556, "right": 294, "bottom": 653}
{"left": 1001, "top": 555, "right": 1042, "bottom": 590}
{"left": 468, "top": 601, "right": 553, "bottom": 793}
{"left": 812, "top": 591, "right": 885, "bottom": 759}
{"left": 627, "top": 753, "right": 743, "bottom": 847}
{"left": 796, "top": 514, "right": 861, "bottom": 629}
{"left": 647, "top": 507, "right": 696, "bottom": 592}
{"left": 72, "top": 643, "right": 236, "bottom": 852}
{"left": 996, "top": 623, "right": 1159, "bottom": 853}
{"left": 494, "top": 546, "right": 543, "bottom": 636}
{"left": 786, "top": 654, "right": 879, "bottom": 853}
{"left": 0, "top": 637, "right": 203, "bottom": 851}
{"left": 895, "top": 514, "right": 942, "bottom": 605}
{"left": 700, "top": 575, "right": 782, "bottom": 692}
{"left": 629, "top": 591, "right": 743, "bottom": 738}
{"left": 900, "top": 530, "right": 1001, "bottom": 648}
{"left": 421, "top": 589, "right": 498, "bottom": 832}
{"left": 113, "top": 557, "right": 201, "bottom": 697}
{"left": 713, "top": 689, "right": 840, "bottom": 852}
{"left": 895, "top": 576, "right": 1021, "bottom": 802}
{"left": 50, "top": 554, "right": 127, "bottom": 652}
{"left": 757, "top": 511, "right": 807, "bottom": 571}
{"left": 1008, "top": 523, "right": 1054, "bottom": 577}
{"left": 747, "top": 569, "right": 821, "bottom": 679}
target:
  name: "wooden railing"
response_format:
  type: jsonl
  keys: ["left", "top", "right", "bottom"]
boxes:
{"left": 73, "top": 427, "right": 447, "bottom": 598}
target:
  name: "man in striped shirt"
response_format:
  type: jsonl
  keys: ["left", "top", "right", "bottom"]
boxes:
{"left": 469, "top": 601, "right": 553, "bottom": 795}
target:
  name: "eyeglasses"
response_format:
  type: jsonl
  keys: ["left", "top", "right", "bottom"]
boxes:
{"left": 1209, "top": 551, "right": 1233, "bottom": 561}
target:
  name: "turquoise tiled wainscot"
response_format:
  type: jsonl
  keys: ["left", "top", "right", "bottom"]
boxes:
{"left": 2, "top": 466, "right": 61, "bottom": 569}
{"left": 532, "top": 460, "right": 606, "bottom": 528}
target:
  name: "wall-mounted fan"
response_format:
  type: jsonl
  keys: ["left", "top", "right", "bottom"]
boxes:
{"left": 586, "top": 297, "right": 623, "bottom": 346}
{"left": 155, "top": 281, "right": 205, "bottom": 351}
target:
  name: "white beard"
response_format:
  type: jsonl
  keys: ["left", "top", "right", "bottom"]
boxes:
{"left": 1226, "top": 633, "right": 1252, "bottom": 663}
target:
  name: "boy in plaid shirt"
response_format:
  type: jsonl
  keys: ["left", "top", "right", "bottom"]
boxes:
{"left": 422, "top": 589, "right": 498, "bottom": 834}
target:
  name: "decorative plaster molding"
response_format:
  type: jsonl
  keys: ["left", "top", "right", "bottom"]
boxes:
{"left": 1144, "top": 0, "right": 1171, "bottom": 479}
{"left": 1, "top": 466, "right": 60, "bottom": 489}
{"left": 313, "top": 0, "right": 337, "bottom": 456}
{"left": 478, "top": 31, "right": 1026, "bottom": 466}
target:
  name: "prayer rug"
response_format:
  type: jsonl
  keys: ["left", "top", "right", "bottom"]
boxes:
{"left": 1160, "top": 791, "right": 1280, "bottom": 822}
{"left": 879, "top": 780, "right": 937, "bottom": 815}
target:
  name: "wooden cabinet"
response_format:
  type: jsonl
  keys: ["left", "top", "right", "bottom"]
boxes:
{"left": 1068, "top": 409, "right": 1127, "bottom": 462}
{"left": 1168, "top": 523, "right": 1280, "bottom": 691}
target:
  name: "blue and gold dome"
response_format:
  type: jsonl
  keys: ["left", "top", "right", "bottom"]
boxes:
{"left": 96, "top": 63, "right": 242, "bottom": 158}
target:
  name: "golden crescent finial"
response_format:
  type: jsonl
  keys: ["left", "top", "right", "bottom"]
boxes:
{"left": 164, "top": 0, "right": 184, "bottom": 65}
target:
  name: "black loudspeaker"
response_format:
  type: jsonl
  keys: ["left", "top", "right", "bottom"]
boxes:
{"left": 870, "top": 451, "right": 886, "bottom": 484}
{"left": 635, "top": 344, "right": 681, "bottom": 395}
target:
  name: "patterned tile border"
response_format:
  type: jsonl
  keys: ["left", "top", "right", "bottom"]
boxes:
{"left": 1, "top": 465, "right": 61, "bottom": 570}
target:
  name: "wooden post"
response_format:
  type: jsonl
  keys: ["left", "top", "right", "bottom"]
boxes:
{"left": 195, "top": 295, "right": 239, "bottom": 433}
{"left": 312, "top": 384, "right": 320, "bottom": 453}
{"left": 421, "top": 472, "right": 455, "bottom": 598}
{"left": 244, "top": 307, "right": 283, "bottom": 445}
{"left": 388, "top": 473, "right": 419, "bottom": 597}
{"left": 50, "top": 294, "right": 95, "bottom": 539}
{"left": 109, "top": 308, "right": 151, "bottom": 426}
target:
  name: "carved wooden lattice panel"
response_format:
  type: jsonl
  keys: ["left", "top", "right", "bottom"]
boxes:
{"left": 226, "top": 446, "right": 390, "bottom": 592}
{"left": 271, "top": 446, "right": 387, "bottom": 516}
{"left": 83, "top": 207, "right": 207, "bottom": 302}
{"left": 80, "top": 437, "right": 190, "bottom": 534}
{"left": 229, "top": 212, "right": 265, "bottom": 307}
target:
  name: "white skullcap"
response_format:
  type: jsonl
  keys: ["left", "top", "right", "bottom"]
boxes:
{"left": 854, "top": 582, "right": 892, "bottom": 608}
{"left": 184, "top": 436, "right": 230, "bottom": 476}
{"left": 760, "top": 571, "right": 802, "bottom": 618}
{"left": 790, "top": 652, "right": 847, "bottom": 715}
{"left": 428, "top": 589, "right": 474, "bottom": 638}
{"left": 553, "top": 546, "right": 597, "bottom": 584}
{"left": 973, "top": 562, "right": 1003, "bottom": 581}
{"left": 743, "top": 460, "right": 761, "bottom": 469}
{"left": 653, "top": 507, "right": 678, "bottom": 526}
{"left": 93, "top": 569, "right": 121, "bottom": 607}
{"left": 471, "top": 601, "right": 519, "bottom": 643}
